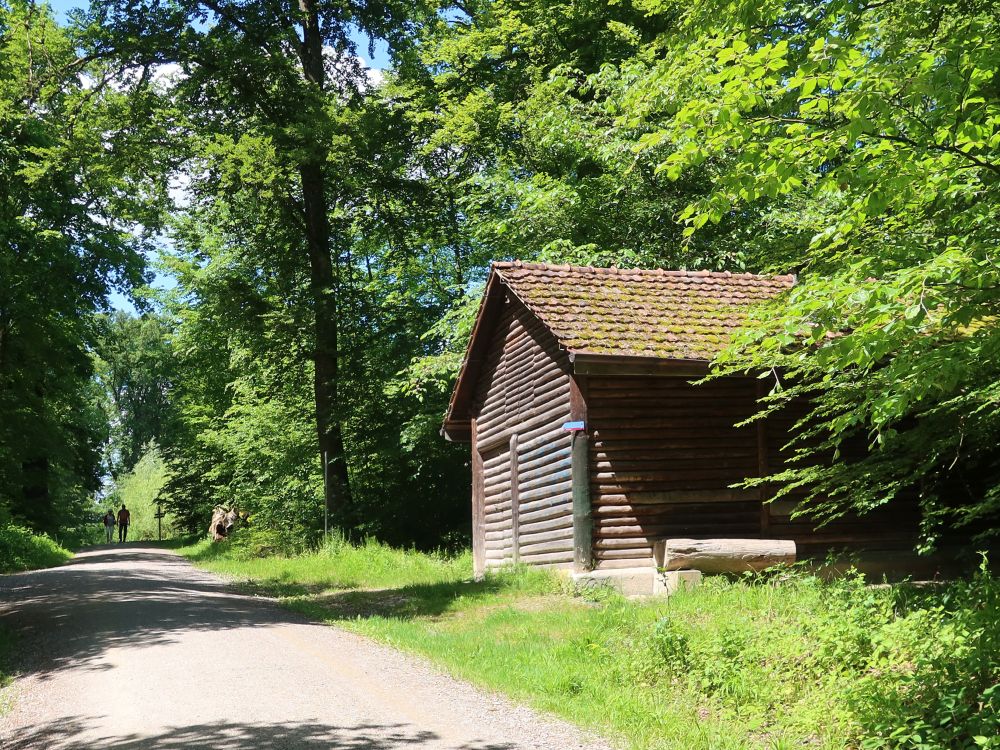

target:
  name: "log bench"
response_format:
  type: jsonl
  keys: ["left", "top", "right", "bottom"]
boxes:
{"left": 653, "top": 537, "right": 797, "bottom": 574}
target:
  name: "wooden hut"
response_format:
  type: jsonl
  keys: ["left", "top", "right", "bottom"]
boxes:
{"left": 443, "top": 262, "right": 920, "bottom": 589}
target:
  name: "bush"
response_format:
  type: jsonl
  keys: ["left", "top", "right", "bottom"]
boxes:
{"left": 624, "top": 566, "right": 1000, "bottom": 749}
{"left": 0, "top": 525, "right": 73, "bottom": 573}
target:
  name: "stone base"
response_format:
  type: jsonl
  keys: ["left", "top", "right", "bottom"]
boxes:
{"left": 653, "top": 569, "right": 703, "bottom": 595}
{"left": 570, "top": 567, "right": 655, "bottom": 597}
{"left": 570, "top": 567, "right": 704, "bottom": 597}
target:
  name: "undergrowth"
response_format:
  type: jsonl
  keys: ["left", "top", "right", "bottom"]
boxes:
{"left": 177, "top": 532, "right": 1000, "bottom": 750}
{"left": 0, "top": 525, "right": 73, "bottom": 573}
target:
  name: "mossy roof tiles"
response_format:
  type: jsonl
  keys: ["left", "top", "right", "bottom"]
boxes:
{"left": 494, "top": 261, "right": 795, "bottom": 360}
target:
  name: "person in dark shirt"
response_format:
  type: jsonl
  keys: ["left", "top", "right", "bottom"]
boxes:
{"left": 117, "top": 504, "right": 131, "bottom": 543}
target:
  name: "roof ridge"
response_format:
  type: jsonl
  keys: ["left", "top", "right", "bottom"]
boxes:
{"left": 492, "top": 260, "right": 795, "bottom": 283}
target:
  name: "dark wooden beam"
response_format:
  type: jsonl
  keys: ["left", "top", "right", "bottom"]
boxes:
{"left": 471, "top": 418, "right": 486, "bottom": 578}
{"left": 570, "top": 353, "right": 711, "bottom": 377}
{"left": 570, "top": 375, "right": 593, "bottom": 571}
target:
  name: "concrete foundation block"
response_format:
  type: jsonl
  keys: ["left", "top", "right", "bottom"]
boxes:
{"left": 570, "top": 567, "right": 655, "bottom": 597}
{"left": 654, "top": 569, "right": 703, "bottom": 596}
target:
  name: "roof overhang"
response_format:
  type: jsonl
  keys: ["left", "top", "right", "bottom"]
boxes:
{"left": 569, "top": 353, "right": 710, "bottom": 377}
{"left": 441, "top": 270, "right": 508, "bottom": 442}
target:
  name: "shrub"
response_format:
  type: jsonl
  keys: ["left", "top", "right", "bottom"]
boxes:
{"left": 0, "top": 525, "right": 73, "bottom": 573}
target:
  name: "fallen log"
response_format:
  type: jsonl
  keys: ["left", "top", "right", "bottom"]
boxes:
{"left": 654, "top": 538, "right": 796, "bottom": 573}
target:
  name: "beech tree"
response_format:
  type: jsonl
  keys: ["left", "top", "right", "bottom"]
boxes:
{"left": 81, "top": 0, "right": 422, "bottom": 518}
{"left": 0, "top": 2, "right": 158, "bottom": 533}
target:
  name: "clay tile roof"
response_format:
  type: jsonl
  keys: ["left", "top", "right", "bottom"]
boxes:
{"left": 494, "top": 261, "right": 795, "bottom": 360}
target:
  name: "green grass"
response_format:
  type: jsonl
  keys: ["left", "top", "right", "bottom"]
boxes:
{"left": 0, "top": 625, "right": 15, "bottom": 716}
{"left": 0, "top": 525, "right": 73, "bottom": 574}
{"left": 177, "top": 536, "right": 1000, "bottom": 750}
{"left": 178, "top": 534, "right": 477, "bottom": 594}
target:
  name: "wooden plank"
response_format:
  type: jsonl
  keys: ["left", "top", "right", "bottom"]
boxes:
{"left": 518, "top": 482, "right": 573, "bottom": 506}
{"left": 593, "top": 524, "right": 674, "bottom": 537}
{"left": 592, "top": 489, "right": 759, "bottom": 505}
{"left": 517, "top": 504, "right": 572, "bottom": 526}
{"left": 518, "top": 538, "right": 575, "bottom": 555}
{"left": 472, "top": 420, "right": 486, "bottom": 578}
{"left": 517, "top": 513, "right": 574, "bottom": 536}
{"left": 594, "top": 538, "right": 657, "bottom": 550}
{"left": 594, "top": 556, "right": 655, "bottom": 569}
{"left": 514, "top": 550, "right": 575, "bottom": 565}
{"left": 510, "top": 434, "right": 520, "bottom": 564}
{"left": 594, "top": 547, "right": 653, "bottom": 560}
{"left": 570, "top": 375, "right": 592, "bottom": 572}
{"left": 756, "top": 378, "right": 770, "bottom": 536}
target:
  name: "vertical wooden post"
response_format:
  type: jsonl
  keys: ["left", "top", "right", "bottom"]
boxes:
{"left": 570, "top": 376, "right": 592, "bottom": 571}
{"left": 471, "top": 419, "right": 486, "bottom": 578}
{"left": 509, "top": 433, "right": 520, "bottom": 564}
{"left": 755, "top": 377, "right": 771, "bottom": 536}
{"left": 323, "top": 450, "right": 329, "bottom": 540}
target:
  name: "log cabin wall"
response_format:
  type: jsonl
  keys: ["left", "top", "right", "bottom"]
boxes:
{"left": 587, "top": 375, "right": 762, "bottom": 569}
{"left": 470, "top": 296, "right": 576, "bottom": 572}
{"left": 587, "top": 372, "right": 920, "bottom": 570}
{"left": 760, "top": 398, "right": 922, "bottom": 559}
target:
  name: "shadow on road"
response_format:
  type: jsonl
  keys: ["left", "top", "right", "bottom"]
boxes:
{"left": 0, "top": 546, "right": 290, "bottom": 681}
{"left": 8, "top": 716, "right": 518, "bottom": 750}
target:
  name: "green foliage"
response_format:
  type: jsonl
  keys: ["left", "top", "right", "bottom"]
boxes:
{"left": 177, "top": 532, "right": 477, "bottom": 591}
{"left": 0, "top": 2, "right": 158, "bottom": 535}
{"left": 107, "top": 444, "right": 175, "bottom": 541}
{"left": 574, "top": 0, "right": 1000, "bottom": 539}
{"left": 0, "top": 525, "right": 73, "bottom": 574}
{"left": 95, "top": 313, "right": 179, "bottom": 479}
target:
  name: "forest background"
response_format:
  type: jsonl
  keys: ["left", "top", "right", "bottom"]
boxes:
{"left": 1, "top": 0, "right": 997, "bottom": 553}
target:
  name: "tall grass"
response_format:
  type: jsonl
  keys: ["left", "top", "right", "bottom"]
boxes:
{"left": 0, "top": 525, "right": 73, "bottom": 573}
{"left": 178, "top": 532, "right": 476, "bottom": 590}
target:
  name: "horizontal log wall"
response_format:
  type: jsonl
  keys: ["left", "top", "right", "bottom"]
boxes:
{"left": 760, "top": 397, "right": 920, "bottom": 557}
{"left": 472, "top": 298, "right": 575, "bottom": 570}
{"left": 588, "top": 376, "right": 761, "bottom": 568}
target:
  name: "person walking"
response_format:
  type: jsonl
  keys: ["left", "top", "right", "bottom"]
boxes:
{"left": 117, "top": 504, "right": 131, "bottom": 543}
{"left": 102, "top": 510, "right": 116, "bottom": 544}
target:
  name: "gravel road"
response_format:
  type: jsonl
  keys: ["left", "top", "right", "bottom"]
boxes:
{"left": 0, "top": 545, "right": 613, "bottom": 750}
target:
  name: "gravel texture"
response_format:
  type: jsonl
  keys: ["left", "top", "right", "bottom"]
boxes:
{"left": 0, "top": 545, "right": 614, "bottom": 750}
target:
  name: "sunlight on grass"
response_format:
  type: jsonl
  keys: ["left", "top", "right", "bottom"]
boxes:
{"left": 178, "top": 536, "right": 1000, "bottom": 750}
{"left": 176, "top": 534, "right": 476, "bottom": 590}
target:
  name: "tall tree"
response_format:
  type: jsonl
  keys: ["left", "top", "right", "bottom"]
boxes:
{"left": 0, "top": 2, "right": 158, "bottom": 532}
{"left": 95, "top": 311, "right": 178, "bottom": 478}
{"left": 82, "top": 0, "right": 420, "bottom": 520}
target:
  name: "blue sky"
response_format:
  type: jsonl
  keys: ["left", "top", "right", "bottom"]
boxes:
{"left": 45, "top": 0, "right": 391, "bottom": 68}
{"left": 46, "top": 0, "right": 390, "bottom": 311}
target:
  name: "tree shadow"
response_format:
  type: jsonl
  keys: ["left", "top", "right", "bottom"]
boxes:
{"left": 284, "top": 578, "right": 514, "bottom": 621}
{"left": 0, "top": 546, "right": 298, "bottom": 680}
{"left": 8, "top": 716, "right": 518, "bottom": 749}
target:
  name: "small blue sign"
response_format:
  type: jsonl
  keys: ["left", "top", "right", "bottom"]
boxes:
{"left": 562, "top": 421, "right": 586, "bottom": 431}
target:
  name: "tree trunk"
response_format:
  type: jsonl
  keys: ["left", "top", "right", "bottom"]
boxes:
{"left": 297, "top": 0, "right": 351, "bottom": 519}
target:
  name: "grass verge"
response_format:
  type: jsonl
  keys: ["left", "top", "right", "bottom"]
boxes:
{"left": 0, "top": 525, "right": 73, "bottom": 574}
{"left": 0, "top": 625, "right": 17, "bottom": 716}
{"left": 177, "top": 535, "right": 1000, "bottom": 750}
